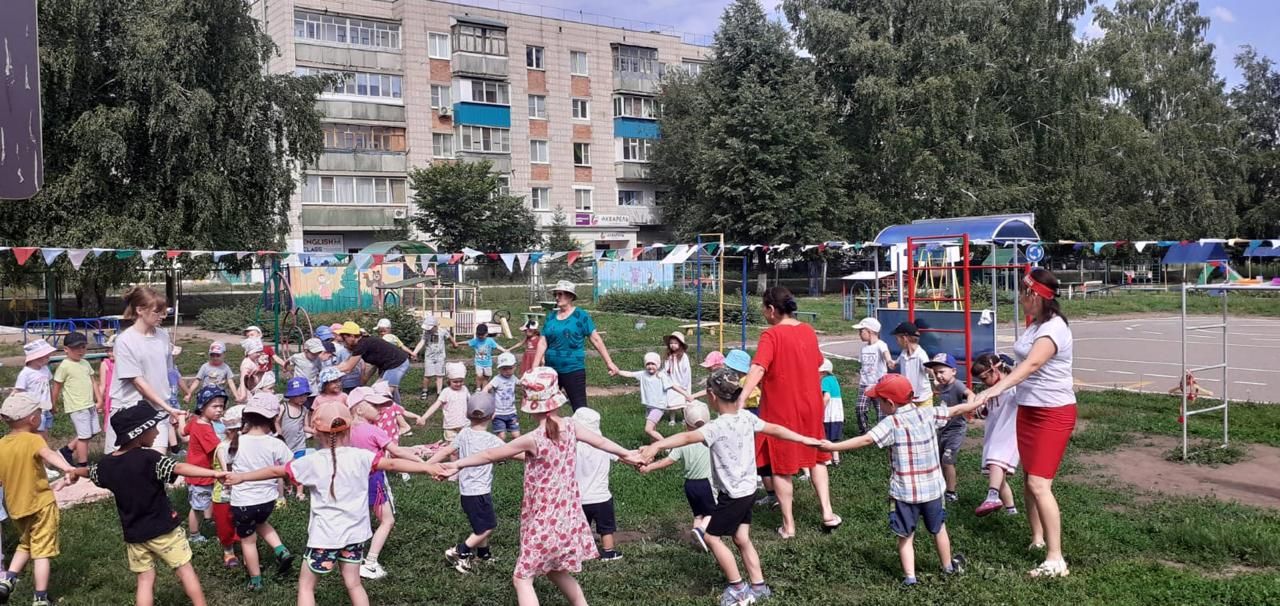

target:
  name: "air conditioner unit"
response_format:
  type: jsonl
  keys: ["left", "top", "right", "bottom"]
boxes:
{"left": 439, "top": 106, "right": 452, "bottom": 117}
{"left": 392, "top": 208, "right": 408, "bottom": 219}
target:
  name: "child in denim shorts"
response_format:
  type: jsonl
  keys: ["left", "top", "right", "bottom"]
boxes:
{"left": 487, "top": 353, "right": 521, "bottom": 440}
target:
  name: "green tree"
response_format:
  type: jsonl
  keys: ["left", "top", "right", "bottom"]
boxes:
{"left": 1231, "top": 46, "right": 1280, "bottom": 237}
{"left": 542, "top": 209, "right": 587, "bottom": 283}
{"left": 1, "top": 0, "right": 330, "bottom": 308}
{"left": 408, "top": 160, "right": 539, "bottom": 253}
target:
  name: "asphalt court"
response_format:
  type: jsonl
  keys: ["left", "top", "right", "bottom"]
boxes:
{"left": 820, "top": 314, "right": 1280, "bottom": 403}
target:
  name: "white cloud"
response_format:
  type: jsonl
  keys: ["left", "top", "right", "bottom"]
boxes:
{"left": 1210, "top": 6, "right": 1236, "bottom": 24}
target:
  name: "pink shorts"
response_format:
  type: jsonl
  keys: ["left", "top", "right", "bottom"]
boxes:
{"left": 645, "top": 408, "right": 665, "bottom": 424}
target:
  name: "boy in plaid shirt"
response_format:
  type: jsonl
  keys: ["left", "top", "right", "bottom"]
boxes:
{"left": 820, "top": 374, "right": 982, "bottom": 587}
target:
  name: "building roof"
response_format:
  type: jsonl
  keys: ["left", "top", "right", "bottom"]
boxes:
{"left": 1243, "top": 243, "right": 1280, "bottom": 258}
{"left": 873, "top": 214, "right": 1039, "bottom": 246}
{"left": 1162, "top": 242, "right": 1229, "bottom": 265}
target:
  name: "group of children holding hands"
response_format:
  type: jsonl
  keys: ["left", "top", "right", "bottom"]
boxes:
{"left": 0, "top": 307, "right": 1028, "bottom": 606}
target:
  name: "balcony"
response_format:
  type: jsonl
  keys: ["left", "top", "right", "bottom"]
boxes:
{"left": 301, "top": 205, "right": 409, "bottom": 230}
{"left": 613, "top": 117, "right": 659, "bottom": 139}
{"left": 452, "top": 53, "right": 508, "bottom": 79}
{"left": 316, "top": 151, "right": 407, "bottom": 173}
{"left": 615, "top": 161, "right": 651, "bottom": 181}
{"left": 452, "top": 102, "right": 511, "bottom": 128}
{"left": 296, "top": 43, "right": 402, "bottom": 72}
{"left": 317, "top": 100, "right": 405, "bottom": 122}
{"left": 457, "top": 152, "right": 511, "bottom": 173}
{"left": 619, "top": 205, "right": 660, "bottom": 225}
{"left": 613, "top": 73, "right": 660, "bottom": 95}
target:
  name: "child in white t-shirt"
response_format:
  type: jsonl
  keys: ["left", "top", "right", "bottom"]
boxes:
{"left": 226, "top": 401, "right": 445, "bottom": 604}
{"left": 421, "top": 363, "right": 471, "bottom": 442}
{"left": 427, "top": 393, "right": 506, "bottom": 573}
{"left": 853, "top": 317, "right": 894, "bottom": 434}
{"left": 573, "top": 408, "right": 622, "bottom": 561}
{"left": 970, "top": 353, "right": 1021, "bottom": 518}
{"left": 892, "top": 322, "right": 933, "bottom": 406}
{"left": 640, "top": 369, "right": 821, "bottom": 605}
{"left": 619, "top": 352, "right": 693, "bottom": 443}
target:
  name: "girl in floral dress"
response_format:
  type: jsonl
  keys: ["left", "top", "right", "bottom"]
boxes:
{"left": 443, "top": 367, "right": 641, "bottom": 606}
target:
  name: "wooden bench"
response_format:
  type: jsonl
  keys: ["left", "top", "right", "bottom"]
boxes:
{"left": 795, "top": 311, "right": 819, "bottom": 323}
{"left": 679, "top": 322, "right": 722, "bottom": 338}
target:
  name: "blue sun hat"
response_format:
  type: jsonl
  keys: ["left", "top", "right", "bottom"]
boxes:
{"left": 285, "top": 376, "right": 312, "bottom": 398}
{"left": 724, "top": 349, "right": 751, "bottom": 374}
{"left": 194, "top": 385, "right": 228, "bottom": 413}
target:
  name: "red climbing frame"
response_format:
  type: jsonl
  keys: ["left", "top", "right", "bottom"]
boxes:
{"left": 906, "top": 234, "right": 1030, "bottom": 387}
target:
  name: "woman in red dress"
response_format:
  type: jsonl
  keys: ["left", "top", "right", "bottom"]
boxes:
{"left": 737, "top": 287, "right": 840, "bottom": 538}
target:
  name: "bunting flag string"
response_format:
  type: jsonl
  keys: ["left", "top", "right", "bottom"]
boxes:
{"left": 67, "top": 249, "right": 91, "bottom": 270}
{"left": 40, "top": 248, "right": 65, "bottom": 266}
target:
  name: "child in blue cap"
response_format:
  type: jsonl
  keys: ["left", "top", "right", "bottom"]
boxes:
{"left": 281, "top": 376, "right": 313, "bottom": 500}
{"left": 924, "top": 353, "right": 974, "bottom": 504}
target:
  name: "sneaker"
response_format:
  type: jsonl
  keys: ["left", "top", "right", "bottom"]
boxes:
{"left": 188, "top": 534, "right": 208, "bottom": 544}
{"left": 419, "top": 390, "right": 429, "bottom": 400}
{"left": 32, "top": 597, "right": 51, "bottom": 606}
{"left": 360, "top": 560, "right": 388, "bottom": 579}
{"left": 946, "top": 554, "right": 967, "bottom": 575}
{"left": 901, "top": 576, "right": 918, "bottom": 588}
{"left": 452, "top": 557, "right": 473, "bottom": 575}
{"left": 444, "top": 546, "right": 468, "bottom": 564}
{"left": 1029, "top": 559, "right": 1069, "bottom": 578}
{"left": 246, "top": 580, "right": 263, "bottom": 592}
{"left": 974, "top": 498, "right": 1004, "bottom": 517}
{"left": 0, "top": 575, "right": 15, "bottom": 603}
{"left": 750, "top": 583, "right": 773, "bottom": 601}
{"left": 944, "top": 491, "right": 959, "bottom": 503}
{"left": 753, "top": 495, "right": 778, "bottom": 509}
{"left": 223, "top": 554, "right": 241, "bottom": 568}
{"left": 44, "top": 467, "right": 60, "bottom": 481}
{"left": 719, "top": 584, "right": 755, "bottom": 606}
{"left": 598, "top": 549, "right": 623, "bottom": 561}
{"left": 400, "top": 472, "right": 412, "bottom": 483}
{"left": 1003, "top": 506, "right": 1019, "bottom": 516}
{"left": 667, "top": 420, "right": 677, "bottom": 427}
{"left": 692, "top": 527, "right": 709, "bottom": 552}
{"left": 275, "top": 550, "right": 296, "bottom": 576}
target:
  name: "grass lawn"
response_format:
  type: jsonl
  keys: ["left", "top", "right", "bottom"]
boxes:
{"left": 6, "top": 355, "right": 1280, "bottom": 605}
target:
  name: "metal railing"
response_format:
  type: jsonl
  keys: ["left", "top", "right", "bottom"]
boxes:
{"left": 446, "top": 0, "right": 715, "bottom": 46}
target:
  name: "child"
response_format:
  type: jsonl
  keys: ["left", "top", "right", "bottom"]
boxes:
{"left": 819, "top": 358, "right": 845, "bottom": 465}
{"left": 701, "top": 350, "right": 726, "bottom": 372}
{"left": 892, "top": 322, "right": 933, "bottom": 407}
{"left": 441, "top": 367, "right": 641, "bottom": 606}
{"left": 412, "top": 316, "right": 455, "bottom": 400}
{"left": 15, "top": 339, "right": 57, "bottom": 440}
{"left": 224, "top": 401, "right": 445, "bottom": 606}
{"left": 572, "top": 408, "right": 622, "bottom": 561}
{"left": 285, "top": 339, "right": 325, "bottom": 401}
{"left": 230, "top": 393, "right": 296, "bottom": 590}
{"left": 853, "top": 317, "right": 893, "bottom": 434}
{"left": 464, "top": 323, "right": 508, "bottom": 390}
{"left": 619, "top": 352, "right": 693, "bottom": 443}
{"left": 663, "top": 332, "right": 692, "bottom": 427}
{"left": 819, "top": 374, "right": 982, "bottom": 586}
{"left": 638, "top": 368, "right": 823, "bottom": 605}
{"left": 970, "top": 353, "right": 1020, "bottom": 518}
{"left": 421, "top": 363, "right": 471, "bottom": 442}
{"left": 51, "top": 332, "right": 101, "bottom": 467}
{"left": 280, "top": 377, "right": 314, "bottom": 500}
{"left": 345, "top": 386, "right": 430, "bottom": 580}
{"left": 723, "top": 349, "right": 760, "bottom": 414}
{"left": 213, "top": 405, "right": 244, "bottom": 567}
{"left": 239, "top": 339, "right": 276, "bottom": 397}
{"left": 366, "top": 380, "right": 424, "bottom": 480}
{"left": 377, "top": 318, "right": 415, "bottom": 356}
{"left": 638, "top": 403, "right": 715, "bottom": 552}
{"left": 924, "top": 353, "right": 973, "bottom": 503}
{"left": 101, "top": 335, "right": 117, "bottom": 431}
{"left": 486, "top": 353, "right": 521, "bottom": 440}
{"left": 518, "top": 320, "right": 541, "bottom": 374}
{"left": 428, "top": 392, "right": 506, "bottom": 574}
{"left": 186, "top": 342, "right": 234, "bottom": 404}
{"left": 243, "top": 326, "right": 287, "bottom": 369}
{"left": 183, "top": 386, "right": 227, "bottom": 543}
{"left": 313, "top": 367, "right": 348, "bottom": 409}
{"left": 71, "top": 405, "right": 223, "bottom": 606}
{"left": 0, "top": 394, "right": 80, "bottom": 606}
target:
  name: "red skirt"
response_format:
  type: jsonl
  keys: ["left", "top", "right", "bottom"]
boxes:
{"left": 1016, "top": 404, "right": 1077, "bottom": 479}
{"left": 213, "top": 502, "right": 238, "bottom": 548}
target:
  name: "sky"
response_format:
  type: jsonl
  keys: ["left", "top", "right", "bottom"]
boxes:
{"left": 459, "top": 0, "right": 1279, "bottom": 87}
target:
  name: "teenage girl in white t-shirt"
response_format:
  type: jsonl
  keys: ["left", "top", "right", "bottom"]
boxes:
{"left": 971, "top": 267, "right": 1075, "bottom": 579}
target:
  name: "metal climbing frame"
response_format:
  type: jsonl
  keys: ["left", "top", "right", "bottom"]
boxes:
{"left": 1178, "top": 283, "right": 1240, "bottom": 460}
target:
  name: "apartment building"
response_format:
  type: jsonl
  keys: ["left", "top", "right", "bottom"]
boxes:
{"left": 251, "top": 0, "right": 710, "bottom": 254}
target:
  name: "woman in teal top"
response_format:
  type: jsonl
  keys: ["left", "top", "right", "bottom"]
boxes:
{"left": 533, "top": 280, "right": 620, "bottom": 410}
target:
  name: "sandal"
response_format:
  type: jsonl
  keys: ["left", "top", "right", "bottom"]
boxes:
{"left": 1029, "top": 559, "right": 1069, "bottom": 578}
{"left": 821, "top": 514, "right": 843, "bottom": 533}
{"left": 776, "top": 527, "right": 795, "bottom": 540}
{"left": 1028, "top": 541, "right": 1047, "bottom": 550}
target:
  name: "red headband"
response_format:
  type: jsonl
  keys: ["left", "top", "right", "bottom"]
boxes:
{"left": 1022, "top": 271, "right": 1056, "bottom": 300}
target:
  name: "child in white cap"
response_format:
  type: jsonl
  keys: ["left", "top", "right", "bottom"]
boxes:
{"left": 238, "top": 339, "right": 276, "bottom": 398}
{"left": 377, "top": 318, "right": 415, "bottom": 357}
{"left": 15, "top": 339, "right": 57, "bottom": 439}
{"left": 421, "top": 362, "right": 472, "bottom": 442}
{"left": 853, "top": 317, "right": 893, "bottom": 434}
{"left": 618, "top": 352, "right": 694, "bottom": 443}
{"left": 285, "top": 339, "right": 326, "bottom": 399}
{"left": 819, "top": 358, "right": 845, "bottom": 465}
{"left": 412, "top": 315, "right": 456, "bottom": 400}
{"left": 427, "top": 392, "right": 506, "bottom": 573}
{"left": 229, "top": 393, "right": 295, "bottom": 590}
{"left": 640, "top": 402, "right": 715, "bottom": 551}
{"left": 572, "top": 407, "right": 622, "bottom": 561}
{"left": 484, "top": 353, "right": 521, "bottom": 440}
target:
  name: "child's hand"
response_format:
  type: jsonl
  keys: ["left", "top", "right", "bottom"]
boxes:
{"left": 225, "top": 473, "right": 244, "bottom": 486}
{"left": 801, "top": 436, "right": 823, "bottom": 448}
{"left": 437, "top": 462, "right": 459, "bottom": 480}
{"left": 276, "top": 497, "right": 288, "bottom": 509}
{"left": 817, "top": 440, "right": 835, "bottom": 452}
{"left": 638, "top": 444, "right": 660, "bottom": 464}
{"left": 415, "top": 416, "right": 427, "bottom": 427}
{"left": 621, "top": 450, "right": 646, "bottom": 468}
{"left": 214, "top": 471, "right": 230, "bottom": 481}
{"left": 638, "top": 464, "right": 653, "bottom": 474}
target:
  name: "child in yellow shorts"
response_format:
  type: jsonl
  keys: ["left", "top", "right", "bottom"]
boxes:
{"left": 69, "top": 404, "right": 227, "bottom": 606}
{"left": 0, "top": 394, "right": 79, "bottom": 606}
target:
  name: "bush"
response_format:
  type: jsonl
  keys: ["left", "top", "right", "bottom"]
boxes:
{"left": 598, "top": 289, "right": 757, "bottom": 323}
{"left": 197, "top": 303, "right": 422, "bottom": 345}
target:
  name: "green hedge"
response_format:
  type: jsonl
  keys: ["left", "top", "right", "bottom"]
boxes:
{"left": 196, "top": 303, "right": 423, "bottom": 345}
{"left": 597, "top": 289, "right": 756, "bottom": 323}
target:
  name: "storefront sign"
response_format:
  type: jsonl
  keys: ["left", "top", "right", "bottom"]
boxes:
{"left": 574, "top": 213, "right": 632, "bottom": 227}
{"left": 303, "top": 234, "right": 345, "bottom": 253}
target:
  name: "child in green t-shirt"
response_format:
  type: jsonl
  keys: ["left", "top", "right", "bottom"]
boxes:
{"left": 51, "top": 332, "right": 101, "bottom": 467}
{"left": 639, "top": 403, "right": 715, "bottom": 552}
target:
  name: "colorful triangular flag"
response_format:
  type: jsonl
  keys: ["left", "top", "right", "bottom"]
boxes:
{"left": 67, "top": 249, "right": 91, "bottom": 270}
{"left": 516, "top": 253, "right": 529, "bottom": 271}
{"left": 139, "top": 250, "right": 160, "bottom": 262}
{"left": 566, "top": 251, "right": 581, "bottom": 266}
{"left": 529, "top": 252, "right": 545, "bottom": 265}
{"left": 12, "top": 247, "right": 37, "bottom": 265}
{"left": 499, "top": 253, "right": 516, "bottom": 272}
{"left": 213, "top": 251, "right": 235, "bottom": 261}
{"left": 40, "top": 248, "right": 66, "bottom": 266}
{"left": 115, "top": 250, "right": 137, "bottom": 260}
{"left": 462, "top": 247, "right": 483, "bottom": 259}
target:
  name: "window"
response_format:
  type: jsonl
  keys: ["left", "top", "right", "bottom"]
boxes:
{"left": 299, "top": 67, "right": 402, "bottom": 101}
{"left": 574, "top": 188, "right": 593, "bottom": 212}
{"left": 530, "top": 187, "right": 550, "bottom": 211}
{"left": 621, "top": 138, "right": 653, "bottom": 162}
{"left": 469, "top": 80, "right": 510, "bottom": 105}
{"left": 454, "top": 24, "right": 506, "bottom": 56}
{"left": 303, "top": 176, "right": 406, "bottom": 204}
{"left": 573, "top": 142, "right": 590, "bottom": 166}
{"left": 571, "top": 98, "right": 590, "bottom": 120}
{"left": 430, "top": 84, "right": 451, "bottom": 109}
{"left": 528, "top": 95, "right": 547, "bottom": 119}
{"left": 570, "top": 51, "right": 589, "bottom": 75}
{"left": 321, "top": 124, "right": 406, "bottom": 152}
{"left": 613, "top": 95, "right": 656, "bottom": 119}
{"left": 295, "top": 11, "right": 401, "bottom": 50}
{"left": 432, "top": 133, "right": 455, "bottom": 158}
{"left": 495, "top": 175, "right": 511, "bottom": 197}
{"left": 526, "top": 46, "right": 544, "bottom": 69}
{"left": 681, "top": 60, "right": 705, "bottom": 76}
{"left": 614, "top": 46, "right": 657, "bottom": 75}
{"left": 428, "top": 32, "right": 451, "bottom": 59}
{"left": 457, "top": 126, "right": 512, "bottom": 153}
{"left": 529, "top": 140, "right": 549, "bottom": 163}
{"left": 618, "top": 190, "right": 643, "bottom": 206}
